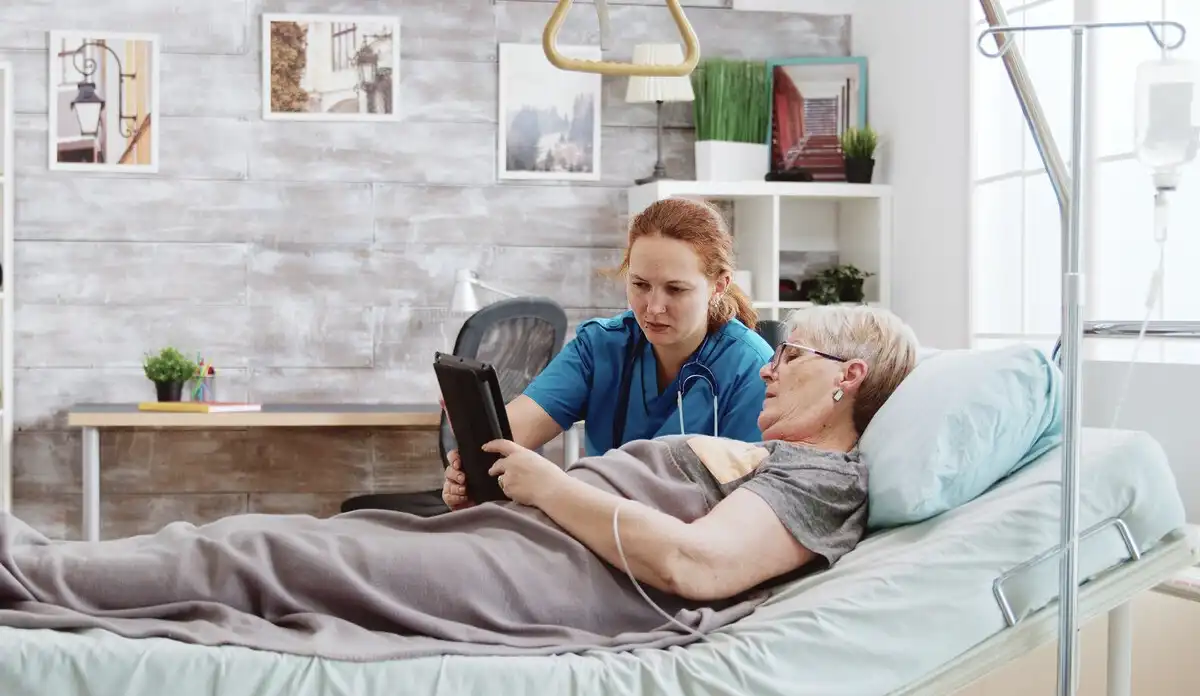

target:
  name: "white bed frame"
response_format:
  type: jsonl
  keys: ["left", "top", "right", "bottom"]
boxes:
{"left": 892, "top": 525, "right": 1199, "bottom": 695}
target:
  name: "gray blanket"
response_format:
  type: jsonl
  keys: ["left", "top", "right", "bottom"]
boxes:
{"left": 0, "top": 441, "right": 769, "bottom": 661}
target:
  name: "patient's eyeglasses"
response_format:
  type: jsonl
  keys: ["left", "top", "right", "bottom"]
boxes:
{"left": 769, "top": 342, "right": 847, "bottom": 371}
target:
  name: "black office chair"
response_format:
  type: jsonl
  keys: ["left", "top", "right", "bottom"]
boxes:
{"left": 756, "top": 319, "right": 788, "bottom": 348}
{"left": 340, "top": 297, "right": 569, "bottom": 517}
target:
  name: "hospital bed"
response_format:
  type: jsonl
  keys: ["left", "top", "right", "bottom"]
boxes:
{"left": 1, "top": 425, "right": 1193, "bottom": 696}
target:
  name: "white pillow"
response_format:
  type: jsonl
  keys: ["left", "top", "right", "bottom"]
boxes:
{"left": 858, "top": 344, "right": 1063, "bottom": 530}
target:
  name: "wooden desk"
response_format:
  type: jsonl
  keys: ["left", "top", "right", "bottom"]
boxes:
{"left": 66, "top": 403, "right": 442, "bottom": 542}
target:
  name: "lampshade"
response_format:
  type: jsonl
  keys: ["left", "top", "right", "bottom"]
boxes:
{"left": 624, "top": 43, "right": 695, "bottom": 104}
{"left": 450, "top": 269, "right": 481, "bottom": 313}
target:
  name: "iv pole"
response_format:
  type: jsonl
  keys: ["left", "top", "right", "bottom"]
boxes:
{"left": 973, "top": 7, "right": 1187, "bottom": 696}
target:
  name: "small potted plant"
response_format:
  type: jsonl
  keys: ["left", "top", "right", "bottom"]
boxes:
{"left": 807, "top": 279, "right": 843, "bottom": 305}
{"left": 809, "top": 264, "right": 875, "bottom": 305}
{"left": 142, "top": 347, "right": 198, "bottom": 402}
{"left": 839, "top": 125, "right": 878, "bottom": 184}
{"left": 832, "top": 264, "right": 875, "bottom": 303}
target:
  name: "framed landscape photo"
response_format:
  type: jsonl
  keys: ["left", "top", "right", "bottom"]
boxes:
{"left": 766, "top": 56, "right": 868, "bottom": 181}
{"left": 497, "top": 43, "right": 602, "bottom": 181}
{"left": 47, "top": 30, "right": 161, "bottom": 173}
{"left": 262, "top": 13, "right": 400, "bottom": 121}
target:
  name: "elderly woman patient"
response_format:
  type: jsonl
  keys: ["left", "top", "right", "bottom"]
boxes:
{"left": 486, "top": 303, "right": 917, "bottom": 596}
{"left": 0, "top": 305, "right": 919, "bottom": 660}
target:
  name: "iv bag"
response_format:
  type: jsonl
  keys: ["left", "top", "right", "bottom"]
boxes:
{"left": 1134, "top": 55, "right": 1200, "bottom": 187}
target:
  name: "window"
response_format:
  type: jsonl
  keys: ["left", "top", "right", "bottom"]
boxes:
{"left": 331, "top": 23, "right": 357, "bottom": 72}
{"left": 970, "top": 0, "right": 1200, "bottom": 351}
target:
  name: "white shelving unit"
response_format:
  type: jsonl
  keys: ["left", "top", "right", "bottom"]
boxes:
{"left": 626, "top": 179, "right": 893, "bottom": 322}
{"left": 0, "top": 62, "right": 12, "bottom": 514}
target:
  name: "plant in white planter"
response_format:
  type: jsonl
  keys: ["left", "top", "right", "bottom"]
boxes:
{"left": 691, "top": 58, "right": 770, "bottom": 181}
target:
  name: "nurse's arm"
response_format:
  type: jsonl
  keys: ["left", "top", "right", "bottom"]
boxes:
{"left": 502, "top": 325, "right": 597, "bottom": 452}
{"left": 505, "top": 395, "right": 565, "bottom": 451}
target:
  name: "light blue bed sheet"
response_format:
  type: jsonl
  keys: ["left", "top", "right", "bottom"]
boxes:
{"left": 0, "top": 427, "right": 1188, "bottom": 696}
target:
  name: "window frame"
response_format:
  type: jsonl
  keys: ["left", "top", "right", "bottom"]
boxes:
{"left": 969, "top": 0, "right": 1200, "bottom": 351}
{"left": 331, "top": 22, "right": 357, "bottom": 72}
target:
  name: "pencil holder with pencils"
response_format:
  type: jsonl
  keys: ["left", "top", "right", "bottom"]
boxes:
{"left": 190, "top": 358, "right": 217, "bottom": 402}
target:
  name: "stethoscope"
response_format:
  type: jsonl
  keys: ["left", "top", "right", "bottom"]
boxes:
{"left": 611, "top": 323, "right": 720, "bottom": 448}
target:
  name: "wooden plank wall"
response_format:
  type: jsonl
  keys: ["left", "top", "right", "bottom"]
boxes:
{"left": 0, "top": 0, "right": 848, "bottom": 539}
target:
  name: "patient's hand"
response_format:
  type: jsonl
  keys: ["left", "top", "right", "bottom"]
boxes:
{"left": 482, "top": 439, "right": 566, "bottom": 508}
{"left": 442, "top": 450, "right": 476, "bottom": 511}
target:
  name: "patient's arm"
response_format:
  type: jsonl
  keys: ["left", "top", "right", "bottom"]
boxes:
{"left": 534, "top": 475, "right": 815, "bottom": 602}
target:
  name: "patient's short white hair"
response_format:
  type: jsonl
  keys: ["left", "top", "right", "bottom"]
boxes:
{"left": 785, "top": 304, "right": 920, "bottom": 434}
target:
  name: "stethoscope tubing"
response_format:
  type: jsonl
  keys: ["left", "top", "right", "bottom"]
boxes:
{"left": 613, "top": 324, "right": 720, "bottom": 447}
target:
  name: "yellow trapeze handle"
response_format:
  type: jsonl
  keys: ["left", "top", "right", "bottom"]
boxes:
{"left": 542, "top": 0, "right": 701, "bottom": 77}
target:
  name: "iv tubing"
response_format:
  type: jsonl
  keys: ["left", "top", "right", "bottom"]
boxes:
{"left": 1110, "top": 191, "right": 1170, "bottom": 429}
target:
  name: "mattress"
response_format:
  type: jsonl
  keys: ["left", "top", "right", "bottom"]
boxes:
{"left": 0, "top": 427, "right": 1192, "bottom": 696}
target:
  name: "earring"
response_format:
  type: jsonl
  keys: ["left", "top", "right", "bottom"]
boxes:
{"left": 832, "top": 388, "right": 844, "bottom": 402}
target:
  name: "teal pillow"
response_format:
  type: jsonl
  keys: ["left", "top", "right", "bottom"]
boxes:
{"left": 859, "top": 344, "right": 1063, "bottom": 530}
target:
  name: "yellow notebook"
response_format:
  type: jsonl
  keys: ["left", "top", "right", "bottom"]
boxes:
{"left": 138, "top": 402, "right": 262, "bottom": 413}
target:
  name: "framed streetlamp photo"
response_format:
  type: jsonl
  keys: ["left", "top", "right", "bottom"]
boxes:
{"left": 261, "top": 13, "right": 401, "bottom": 122}
{"left": 47, "top": 30, "right": 161, "bottom": 173}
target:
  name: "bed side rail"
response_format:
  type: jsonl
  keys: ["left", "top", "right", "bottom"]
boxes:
{"left": 993, "top": 516, "right": 1142, "bottom": 627}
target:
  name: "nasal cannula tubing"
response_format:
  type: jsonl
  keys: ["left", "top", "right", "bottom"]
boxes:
{"left": 612, "top": 501, "right": 712, "bottom": 643}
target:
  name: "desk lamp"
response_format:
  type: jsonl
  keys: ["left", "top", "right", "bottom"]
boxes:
{"left": 625, "top": 43, "right": 695, "bottom": 184}
{"left": 450, "top": 269, "right": 523, "bottom": 313}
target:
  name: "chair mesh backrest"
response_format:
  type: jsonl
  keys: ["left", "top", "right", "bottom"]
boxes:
{"left": 474, "top": 317, "right": 560, "bottom": 400}
{"left": 437, "top": 297, "right": 569, "bottom": 464}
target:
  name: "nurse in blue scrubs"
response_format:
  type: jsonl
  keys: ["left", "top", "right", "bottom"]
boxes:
{"left": 443, "top": 197, "right": 775, "bottom": 510}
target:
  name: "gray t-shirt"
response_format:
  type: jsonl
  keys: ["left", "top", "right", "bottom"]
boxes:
{"left": 654, "top": 434, "right": 869, "bottom": 568}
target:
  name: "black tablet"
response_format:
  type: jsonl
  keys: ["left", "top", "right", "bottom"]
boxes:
{"left": 433, "top": 351, "right": 513, "bottom": 504}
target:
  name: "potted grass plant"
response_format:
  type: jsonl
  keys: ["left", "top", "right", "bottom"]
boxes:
{"left": 143, "top": 346, "right": 198, "bottom": 402}
{"left": 840, "top": 125, "right": 879, "bottom": 183}
{"left": 691, "top": 58, "right": 770, "bottom": 181}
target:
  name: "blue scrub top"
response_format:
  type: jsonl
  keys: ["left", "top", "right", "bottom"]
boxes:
{"left": 523, "top": 310, "right": 775, "bottom": 457}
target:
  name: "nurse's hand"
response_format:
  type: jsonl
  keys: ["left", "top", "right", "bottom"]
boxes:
{"left": 442, "top": 450, "right": 476, "bottom": 510}
{"left": 483, "top": 439, "right": 566, "bottom": 508}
